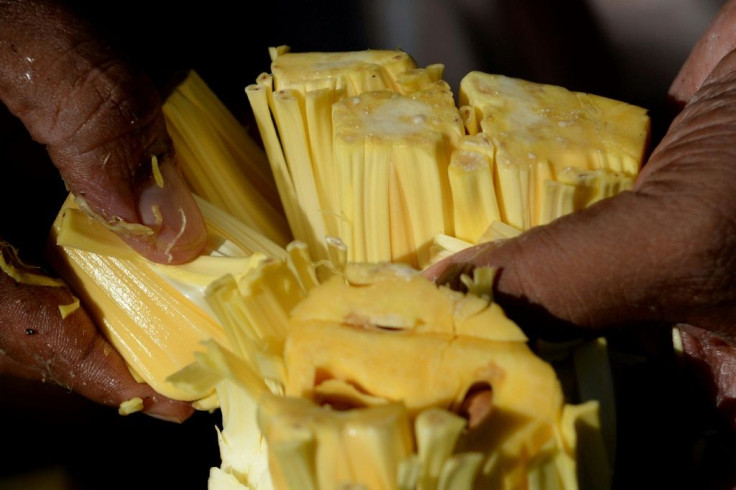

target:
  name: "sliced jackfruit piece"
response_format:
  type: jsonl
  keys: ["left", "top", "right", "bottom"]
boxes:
{"left": 269, "top": 48, "right": 418, "bottom": 95}
{"left": 290, "top": 262, "right": 526, "bottom": 342}
{"left": 246, "top": 47, "right": 421, "bottom": 260}
{"left": 332, "top": 85, "right": 463, "bottom": 267}
{"left": 459, "top": 71, "right": 649, "bottom": 230}
{"left": 284, "top": 322, "right": 562, "bottom": 435}
{"left": 247, "top": 47, "right": 462, "bottom": 267}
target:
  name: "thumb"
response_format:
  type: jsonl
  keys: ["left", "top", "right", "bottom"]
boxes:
{"left": 0, "top": 0, "right": 206, "bottom": 264}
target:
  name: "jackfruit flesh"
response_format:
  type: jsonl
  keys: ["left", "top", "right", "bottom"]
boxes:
{"left": 331, "top": 87, "right": 463, "bottom": 267}
{"left": 168, "top": 242, "right": 610, "bottom": 490}
{"left": 247, "top": 47, "right": 459, "bottom": 267}
{"left": 460, "top": 71, "right": 649, "bottom": 230}
{"left": 289, "top": 262, "right": 526, "bottom": 342}
{"left": 269, "top": 48, "right": 418, "bottom": 95}
{"left": 246, "top": 47, "right": 650, "bottom": 268}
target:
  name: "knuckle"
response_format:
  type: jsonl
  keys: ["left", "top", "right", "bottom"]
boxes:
{"left": 52, "top": 55, "right": 160, "bottom": 156}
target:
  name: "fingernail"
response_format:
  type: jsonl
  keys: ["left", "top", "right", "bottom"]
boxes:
{"left": 126, "top": 154, "right": 207, "bottom": 264}
{"left": 145, "top": 412, "right": 186, "bottom": 424}
{"left": 141, "top": 394, "right": 195, "bottom": 423}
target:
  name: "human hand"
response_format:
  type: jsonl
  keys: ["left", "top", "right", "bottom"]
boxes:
{"left": 423, "top": 0, "right": 736, "bottom": 426}
{"left": 0, "top": 0, "right": 207, "bottom": 421}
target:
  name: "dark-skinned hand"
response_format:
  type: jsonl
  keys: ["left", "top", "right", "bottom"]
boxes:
{"left": 0, "top": 0, "right": 207, "bottom": 422}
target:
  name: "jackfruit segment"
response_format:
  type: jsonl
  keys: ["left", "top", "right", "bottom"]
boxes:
{"left": 284, "top": 323, "right": 561, "bottom": 423}
{"left": 437, "top": 453, "right": 485, "bottom": 490}
{"left": 285, "top": 241, "right": 320, "bottom": 293}
{"left": 163, "top": 70, "right": 290, "bottom": 247}
{"left": 194, "top": 196, "right": 289, "bottom": 261}
{"left": 206, "top": 258, "right": 306, "bottom": 369}
{"left": 557, "top": 166, "right": 633, "bottom": 209}
{"left": 414, "top": 408, "right": 468, "bottom": 490}
{"left": 258, "top": 396, "right": 414, "bottom": 490}
{"left": 289, "top": 262, "right": 526, "bottom": 342}
{"left": 245, "top": 79, "right": 307, "bottom": 253}
{"left": 428, "top": 234, "right": 474, "bottom": 266}
{"left": 48, "top": 243, "right": 227, "bottom": 401}
{"left": 165, "top": 240, "right": 609, "bottom": 489}
{"left": 332, "top": 85, "right": 462, "bottom": 268}
{"left": 45, "top": 192, "right": 289, "bottom": 402}
{"left": 460, "top": 71, "right": 649, "bottom": 230}
{"left": 449, "top": 149, "right": 501, "bottom": 243}
{"left": 217, "top": 380, "right": 273, "bottom": 488}
{"left": 395, "top": 64, "right": 446, "bottom": 93}
{"left": 427, "top": 224, "right": 518, "bottom": 267}
{"left": 268, "top": 47, "right": 418, "bottom": 95}
{"left": 271, "top": 88, "right": 329, "bottom": 256}
{"left": 247, "top": 46, "right": 465, "bottom": 267}
{"left": 248, "top": 48, "right": 418, "bottom": 260}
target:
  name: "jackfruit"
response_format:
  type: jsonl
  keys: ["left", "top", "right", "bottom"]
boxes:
{"left": 246, "top": 47, "right": 649, "bottom": 268}
{"left": 459, "top": 71, "right": 649, "bottom": 230}
{"left": 43, "top": 50, "right": 638, "bottom": 490}
{"left": 168, "top": 242, "right": 610, "bottom": 490}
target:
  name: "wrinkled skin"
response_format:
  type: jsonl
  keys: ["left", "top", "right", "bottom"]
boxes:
{"left": 425, "top": 0, "right": 736, "bottom": 429}
{"left": 0, "top": 0, "right": 207, "bottom": 422}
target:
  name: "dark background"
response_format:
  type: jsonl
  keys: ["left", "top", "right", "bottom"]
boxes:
{"left": 2, "top": 1, "right": 736, "bottom": 489}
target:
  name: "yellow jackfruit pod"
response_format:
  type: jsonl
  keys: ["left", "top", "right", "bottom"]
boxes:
{"left": 46, "top": 193, "right": 286, "bottom": 402}
{"left": 246, "top": 47, "right": 421, "bottom": 260}
{"left": 169, "top": 240, "right": 611, "bottom": 490}
{"left": 331, "top": 86, "right": 464, "bottom": 267}
{"left": 289, "top": 262, "right": 526, "bottom": 342}
{"left": 459, "top": 71, "right": 650, "bottom": 231}
{"left": 246, "top": 47, "right": 463, "bottom": 266}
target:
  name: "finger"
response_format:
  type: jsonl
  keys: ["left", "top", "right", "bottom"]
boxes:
{"left": 424, "top": 183, "right": 734, "bottom": 341}
{"left": 423, "top": 190, "right": 693, "bottom": 336}
{"left": 677, "top": 324, "right": 736, "bottom": 429}
{"left": 669, "top": 0, "right": 736, "bottom": 106}
{"left": 0, "top": 255, "right": 194, "bottom": 422}
{"left": 426, "top": 170, "right": 736, "bottom": 340}
{"left": 0, "top": 0, "right": 205, "bottom": 264}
